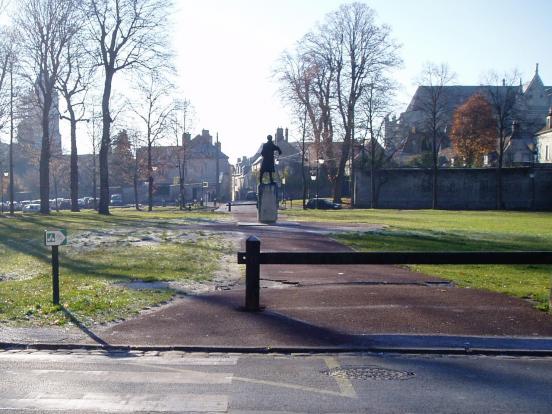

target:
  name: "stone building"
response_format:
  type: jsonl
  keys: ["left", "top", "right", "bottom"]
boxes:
{"left": 136, "top": 129, "right": 231, "bottom": 203}
{"left": 16, "top": 88, "right": 62, "bottom": 156}
{"left": 232, "top": 127, "right": 348, "bottom": 200}
{"left": 536, "top": 108, "right": 552, "bottom": 164}
{"left": 385, "top": 65, "right": 552, "bottom": 166}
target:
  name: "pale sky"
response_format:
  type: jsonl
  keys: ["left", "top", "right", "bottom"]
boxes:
{"left": 171, "top": 0, "right": 552, "bottom": 163}
{"left": 3, "top": 0, "right": 552, "bottom": 164}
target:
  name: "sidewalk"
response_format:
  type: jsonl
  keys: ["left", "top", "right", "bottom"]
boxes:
{"left": 2, "top": 204, "right": 552, "bottom": 354}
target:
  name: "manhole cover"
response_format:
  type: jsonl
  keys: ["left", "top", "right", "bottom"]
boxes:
{"left": 323, "top": 366, "right": 415, "bottom": 381}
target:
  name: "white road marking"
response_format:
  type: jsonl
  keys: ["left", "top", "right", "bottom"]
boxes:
{"left": 0, "top": 394, "right": 228, "bottom": 412}
{"left": 3, "top": 368, "right": 232, "bottom": 384}
{"left": 232, "top": 375, "right": 349, "bottom": 397}
{"left": 323, "top": 357, "right": 358, "bottom": 398}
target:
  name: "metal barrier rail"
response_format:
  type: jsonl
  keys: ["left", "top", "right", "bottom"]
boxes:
{"left": 226, "top": 202, "right": 257, "bottom": 211}
{"left": 237, "top": 235, "right": 552, "bottom": 312}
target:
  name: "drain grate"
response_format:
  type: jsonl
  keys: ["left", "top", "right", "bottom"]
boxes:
{"left": 323, "top": 366, "right": 415, "bottom": 381}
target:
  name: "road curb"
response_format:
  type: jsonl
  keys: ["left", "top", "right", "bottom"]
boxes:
{"left": 2, "top": 341, "right": 552, "bottom": 357}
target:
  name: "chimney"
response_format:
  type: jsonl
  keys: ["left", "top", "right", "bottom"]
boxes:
{"left": 201, "top": 129, "right": 212, "bottom": 145}
{"left": 285, "top": 127, "right": 289, "bottom": 142}
{"left": 275, "top": 127, "right": 284, "bottom": 145}
{"left": 502, "top": 78, "right": 506, "bottom": 87}
{"left": 547, "top": 107, "right": 552, "bottom": 129}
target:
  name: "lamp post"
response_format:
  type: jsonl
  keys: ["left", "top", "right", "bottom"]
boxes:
{"left": 1, "top": 172, "right": 7, "bottom": 214}
{"left": 310, "top": 171, "right": 316, "bottom": 202}
{"left": 281, "top": 176, "right": 286, "bottom": 206}
{"left": 316, "top": 158, "right": 324, "bottom": 208}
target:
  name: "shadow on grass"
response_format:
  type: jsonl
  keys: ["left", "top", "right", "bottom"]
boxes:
{"left": 61, "top": 305, "right": 111, "bottom": 347}
{"left": 337, "top": 229, "right": 552, "bottom": 252}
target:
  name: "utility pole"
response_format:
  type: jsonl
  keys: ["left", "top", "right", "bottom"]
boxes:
{"left": 215, "top": 132, "right": 220, "bottom": 206}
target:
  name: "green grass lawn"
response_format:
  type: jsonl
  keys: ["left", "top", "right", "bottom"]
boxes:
{"left": 0, "top": 208, "right": 233, "bottom": 326}
{"left": 283, "top": 208, "right": 552, "bottom": 311}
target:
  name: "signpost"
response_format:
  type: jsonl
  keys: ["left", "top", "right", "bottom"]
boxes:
{"left": 44, "top": 230, "right": 67, "bottom": 305}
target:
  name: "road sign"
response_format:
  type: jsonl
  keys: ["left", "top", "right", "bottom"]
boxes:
{"left": 44, "top": 229, "right": 67, "bottom": 246}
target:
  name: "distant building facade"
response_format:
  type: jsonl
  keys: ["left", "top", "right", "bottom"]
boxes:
{"left": 536, "top": 108, "right": 552, "bottom": 164}
{"left": 16, "top": 88, "right": 62, "bottom": 156}
{"left": 136, "top": 129, "right": 231, "bottom": 203}
{"left": 385, "top": 65, "right": 552, "bottom": 166}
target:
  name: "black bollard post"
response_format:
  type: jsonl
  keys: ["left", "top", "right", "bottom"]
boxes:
{"left": 227, "top": 202, "right": 232, "bottom": 212}
{"left": 52, "top": 246, "right": 59, "bottom": 305}
{"left": 245, "top": 236, "right": 261, "bottom": 311}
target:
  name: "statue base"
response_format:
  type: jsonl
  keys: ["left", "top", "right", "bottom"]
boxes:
{"left": 257, "top": 183, "right": 278, "bottom": 224}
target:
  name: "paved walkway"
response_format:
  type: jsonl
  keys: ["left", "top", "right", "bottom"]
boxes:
{"left": 2, "top": 204, "right": 552, "bottom": 352}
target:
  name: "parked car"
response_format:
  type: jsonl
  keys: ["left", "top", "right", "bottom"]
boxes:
{"left": 305, "top": 198, "right": 342, "bottom": 210}
{"left": 245, "top": 191, "right": 257, "bottom": 201}
{"left": 110, "top": 194, "right": 124, "bottom": 206}
{"left": 22, "top": 203, "right": 41, "bottom": 212}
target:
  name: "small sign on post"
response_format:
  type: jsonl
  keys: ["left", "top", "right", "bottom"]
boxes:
{"left": 44, "top": 229, "right": 67, "bottom": 305}
{"left": 45, "top": 229, "right": 67, "bottom": 246}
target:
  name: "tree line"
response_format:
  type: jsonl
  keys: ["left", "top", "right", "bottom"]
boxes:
{"left": 275, "top": 2, "right": 528, "bottom": 210}
{"left": 0, "top": 0, "right": 188, "bottom": 215}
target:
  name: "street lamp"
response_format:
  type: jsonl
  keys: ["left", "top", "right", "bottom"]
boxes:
{"left": 281, "top": 176, "right": 286, "bottom": 206}
{"left": 316, "top": 158, "right": 324, "bottom": 208}
{"left": 1, "top": 172, "right": 8, "bottom": 214}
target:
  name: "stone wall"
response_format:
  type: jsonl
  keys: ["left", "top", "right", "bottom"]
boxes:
{"left": 356, "top": 167, "right": 552, "bottom": 210}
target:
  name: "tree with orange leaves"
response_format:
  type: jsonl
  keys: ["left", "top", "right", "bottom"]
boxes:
{"left": 450, "top": 93, "right": 496, "bottom": 167}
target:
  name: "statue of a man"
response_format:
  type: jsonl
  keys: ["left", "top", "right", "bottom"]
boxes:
{"left": 259, "top": 135, "right": 282, "bottom": 184}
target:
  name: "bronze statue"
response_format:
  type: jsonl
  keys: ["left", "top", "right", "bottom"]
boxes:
{"left": 259, "top": 135, "right": 282, "bottom": 184}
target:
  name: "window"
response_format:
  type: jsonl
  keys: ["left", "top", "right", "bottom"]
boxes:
{"left": 546, "top": 145, "right": 550, "bottom": 161}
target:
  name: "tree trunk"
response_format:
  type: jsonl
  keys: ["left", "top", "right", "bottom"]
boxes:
{"left": 8, "top": 66, "right": 14, "bottom": 215}
{"left": 301, "top": 112, "right": 307, "bottom": 209}
{"left": 370, "top": 138, "right": 376, "bottom": 209}
{"left": 53, "top": 173, "right": 59, "bottom": 212}
{"left": 333, "top": 132, "right": 351, "bottom": 204}
{"left": 350, "top": 117, "right": 356, "bottom": 208}
{"left": 133, "top": 167, "right": 139, "bottom": 210}
{"left": 432, "top": 130, "right": 438, "bottom": 209}
{"left": 92, "top": 148, "right": 97, "bottom": 210}
{"left": 147, "top": 139, "right": 153, "bottom": 212}
{"left": 98, "top": 72, "right": 114, "bottom": 215}
{"left": 178, "top": 160, "right": 184, "bottom": 210}
{"left": 39, "top": 95, "right": 52, "bottom": 215}
{"left": 496, "top": 161, "right": 503, "bottom": 210}
{"left": 68, "top": 105, "right": 79, "bottom": 212}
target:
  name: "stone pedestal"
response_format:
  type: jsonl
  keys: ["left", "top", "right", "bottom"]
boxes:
{"left": 257, "top": 183, "right": 278, "bottom": 223}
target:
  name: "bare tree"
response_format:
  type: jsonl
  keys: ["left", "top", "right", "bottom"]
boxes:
{"left": 308, "top": 2, "right": 401, "bottom": 204}
{"left": 275, "top": 37, "right": 336, "bottom": 201}
{"left": 131, "top": 71, "right": 172, "bottom": 211}
{"left": 414, "top": 62, "right": 455, "bottom": 209}
{"left": 83, "top": 0, "right": 172, "bottom": 215}
{"left": 17, "top": 0, "right": 78, "bottom": 214}
{"left": 358, "top": 73, "right": 396, "bottom": 208}
{"left": 483, "top": 71, "right": 520, "bottom": 210}
{"left": 127, "top": 129, "right": 143, "bottom": 210}
{"left": 87, "top": 106, "right": 102, "bottom": 209}
{"left": 168, "top": 98, "right": 193, "bottom": 209}
{"left": 0, "top": 28, "right": 17, "bottom": 214}
{"left": 57, "top": 35, "right": 93, "bottom": 212}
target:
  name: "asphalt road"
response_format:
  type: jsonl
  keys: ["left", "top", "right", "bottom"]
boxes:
{"left": 1, "top": 349, "right": 551, "bottom": 413}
